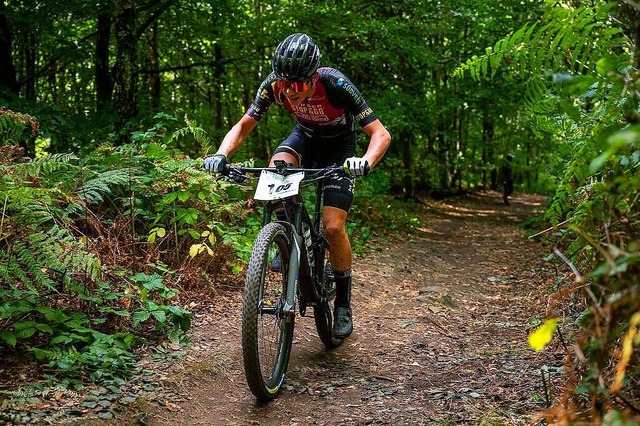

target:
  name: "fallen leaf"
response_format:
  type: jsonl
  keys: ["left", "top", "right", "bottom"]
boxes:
{"left": 166, "top": 401, "right": 180, "bottom": 412}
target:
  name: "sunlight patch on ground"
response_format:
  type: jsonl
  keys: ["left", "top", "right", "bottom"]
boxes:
{"left": 442, "top": 206, "right": 503, "bottom": 217}
{"left": 416, "top": 226, "right": 438, "bottom": 234}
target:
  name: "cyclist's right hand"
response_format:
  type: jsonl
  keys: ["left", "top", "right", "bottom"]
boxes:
{"left": 204, "top": 153, "right": 228, "bottom": 174}
{"left": 343, "top": 157, "right": 370, "bottom": 177}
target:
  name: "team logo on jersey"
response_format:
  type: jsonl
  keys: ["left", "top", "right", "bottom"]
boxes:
{"left": 291, "top": 103, "right": 328, "bottom": 122}
{"left": 355, "top": 107, "right": 373, "bottom": 122}
{"left": 337, "top": 78, "right": 345, "bottom": 87}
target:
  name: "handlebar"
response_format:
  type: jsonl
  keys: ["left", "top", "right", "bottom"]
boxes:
{"left": 222, "top": 160, "right": 368, "bottom": 181}
{"left": 221, "top": 161, "right": 348, "bottom": 183}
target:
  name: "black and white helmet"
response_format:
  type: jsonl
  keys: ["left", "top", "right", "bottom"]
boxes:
{"left": 272, "top": 33, "right": 321, "bottom": 81}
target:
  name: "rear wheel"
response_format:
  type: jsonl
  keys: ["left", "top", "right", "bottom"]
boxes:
{"left": 314, "top": 258, "right": 344, "bottom": 348}
{"left": 242, "top": 222, "right": 294, "bottom": 401}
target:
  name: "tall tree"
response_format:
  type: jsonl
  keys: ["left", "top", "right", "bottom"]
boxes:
{"left": 113, "top": 0, "right": 138, "bottom": 135}
{"left": 96, "top": 2, "right": 113, "bottom": 113}
{"left": 0, "top": 0, "right": 19, "bottom": 97}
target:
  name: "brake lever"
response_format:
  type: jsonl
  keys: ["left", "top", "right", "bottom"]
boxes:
{"left": 227, "top": 168, "right": 248, "bottom": 183}
{"left": 214, "top": 168, "right": 248, "bottom": 183}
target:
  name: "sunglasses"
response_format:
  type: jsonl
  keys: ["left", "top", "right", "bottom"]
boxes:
{"left": 276, "top": 79, "right": 311, "bottom": 93}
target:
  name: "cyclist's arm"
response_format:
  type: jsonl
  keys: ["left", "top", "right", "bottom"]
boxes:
{"left": 361, "top": 119, "right": 391, "bottom": 169}
{"left": 216, "top": 114, "right": 259, "bottom": 157}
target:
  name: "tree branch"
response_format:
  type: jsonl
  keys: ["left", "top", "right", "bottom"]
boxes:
{"left": 621, "top": 0, "right": 640, "bottom": 12}
{"left": 136, "top": 0, "right": 176, "bottom": 40}
{"left": 137, "top": 57, "right": 246, "bottom": 74}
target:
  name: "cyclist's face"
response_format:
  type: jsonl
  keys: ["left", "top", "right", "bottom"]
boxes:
{"left": 278, "top": 75, "right": 316, "bottom": 107}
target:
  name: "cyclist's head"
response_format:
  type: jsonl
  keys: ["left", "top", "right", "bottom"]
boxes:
{"left": 272, "top": 33, "right": 320, "bottom": 82}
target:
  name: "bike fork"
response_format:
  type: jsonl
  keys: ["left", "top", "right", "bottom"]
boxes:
{"left": 282, "top": 228, "right": 303, "bottom": 322}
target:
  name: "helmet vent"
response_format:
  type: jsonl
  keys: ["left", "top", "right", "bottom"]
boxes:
{"left": 272, "top": 33, "right": 320, "bottom": 81}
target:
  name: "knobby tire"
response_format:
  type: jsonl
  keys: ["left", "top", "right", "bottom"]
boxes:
{"left": 242, "top": 222, "right": 294, "bottom": 401}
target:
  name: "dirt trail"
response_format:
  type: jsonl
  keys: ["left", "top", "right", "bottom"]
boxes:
{"left": 128, "top": 191, "right": 555, "bottom": 426}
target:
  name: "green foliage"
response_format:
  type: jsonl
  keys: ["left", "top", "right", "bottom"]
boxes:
{"left": 349, "top": 169, "right": 421, "bottom": 253}
{"left": 456, "top": 0, "right": 640, "bottom": 421}
{"left": 0, "top": 119, "right": 260, "bottom": 384}
{"left": 2, "top": 0, "right": 553, "bottom": 194}
{"left": 0, "top": 107, "right": 39, "bottom": 147}
{"left": 171, "top": 115, "right": 214, "bottom": 156}
{"left": 0, "top": 111, "right": 302, "bottom": 387}
{"left": 454, "top": 2, "right": 623, "bottom": 81}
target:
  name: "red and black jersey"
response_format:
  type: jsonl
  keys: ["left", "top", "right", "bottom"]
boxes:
{"left": 246, "top": 67, "right": 377, "bottom": 140}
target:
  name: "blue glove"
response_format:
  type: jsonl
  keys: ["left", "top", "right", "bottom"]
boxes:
{"left": 343, "top": 157, "right": 370, "bottom": 177}
{"left": 204, "top": 154, "right": 228, "bottom": 174}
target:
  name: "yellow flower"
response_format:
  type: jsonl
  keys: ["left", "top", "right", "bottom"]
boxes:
{"left": 528, "top": 318, "right": 559, "bottom": 351}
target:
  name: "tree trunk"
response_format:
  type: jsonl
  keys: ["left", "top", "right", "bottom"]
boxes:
{"left": 113, "top": 0, "right": 138, "bottom": 140}
{"left": 482, "top": 112, "right": 497, "bottom": 190}
{"left": 96, "top": 8, "right": 113, "bottom": 113}
{"left": 213, "top": 41, "right": 223, "bottom": 129}
{"left": 0, "top": 0, "right": 19, "bottom": 97}
{"left": 149, "top": 21, "right": 160, "bottom": 111}
{"left": 399, "top": 131, "right": 415, "bottom": 199}
{"left": 25, "top": 32, "right": 36, "bottom": 100}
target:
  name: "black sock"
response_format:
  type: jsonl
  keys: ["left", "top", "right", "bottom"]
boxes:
{"left": 334, "top": 269, "right": 352, "bottom": 308}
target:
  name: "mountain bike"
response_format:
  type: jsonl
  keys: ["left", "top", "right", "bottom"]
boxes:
{"left": 223, "top": 160, "right": 355, "bottom": 401}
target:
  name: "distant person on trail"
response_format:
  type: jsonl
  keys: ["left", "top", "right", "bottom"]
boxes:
{"left": 203, "top": 33, "right": 392, "bottom": 339}
{"left": 502, "top": 153, "right": 514, "bottom": 205}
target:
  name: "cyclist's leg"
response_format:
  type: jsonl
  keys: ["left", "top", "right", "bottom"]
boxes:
{"left": 271, "top": 125, "right": 307, "bottom": 167}
{"left": 323, "top": 207, "right": 354, "bottom": 338}
{"left": 323, "top": 174, "right": 355, "bottom": 338}
{"left": 270, "top": 152, "right": 298, "bottom": 167}
{"left": 323, "top": 207, "right": 351, "bottom": 271}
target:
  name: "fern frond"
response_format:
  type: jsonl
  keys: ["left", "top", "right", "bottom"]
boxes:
{"left": 172, "top": 115, "right": 213, "bottom": 155}
{"left": 76, "top": 169, "right": 133, "bottom": 204}
{"left": 523, "top": 76, "right": 554, "bottom": 114}
{"left": 454, "top": 3, "right": 625, "bottom": 81}
{"left": 0, "top": 225, "right": 101, "bottom": 292}
{"left": 0, "top": 107, "right": 39, "bottom": 145}
{"left": 23, "top": 154, "right": 78, "bottom": 176}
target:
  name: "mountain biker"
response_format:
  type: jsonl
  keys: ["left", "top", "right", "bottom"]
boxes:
{"left": 204, "top": 33, "right": 391, "bottom": 339}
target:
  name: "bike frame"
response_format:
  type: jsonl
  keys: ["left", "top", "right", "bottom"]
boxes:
{"left": 229, "top": 162, "right": 335, "bottom": 316}
{"left": 227, "top": 162, "right": 347, "bottom": 400}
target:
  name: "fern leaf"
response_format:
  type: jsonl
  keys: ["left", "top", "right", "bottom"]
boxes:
{"left": 76, "top": 169, "right": 132, "bottom": 205}
{"left": 24, "top": 154, "right": 77, "bottom": 176}
{"left": 455, "top": 3, "right": 621, "bottom": 81}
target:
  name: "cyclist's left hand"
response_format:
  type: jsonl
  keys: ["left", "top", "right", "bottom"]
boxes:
{"left": 343, "top": 157, "right": 370, "bottom": 177}
{"left": 204, "top": 153, "right": 229, "bottom": 174}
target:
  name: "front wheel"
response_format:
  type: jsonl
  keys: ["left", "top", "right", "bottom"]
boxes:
{"left": 242, "top": 222, "right": 294, "bottom": 401}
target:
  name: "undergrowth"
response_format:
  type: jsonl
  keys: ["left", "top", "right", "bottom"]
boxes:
{"left": 458, "top": 2, "right": 640, "bottom": 422}
{"left": 0, "top": 115, "right": 255, "bottom": 392}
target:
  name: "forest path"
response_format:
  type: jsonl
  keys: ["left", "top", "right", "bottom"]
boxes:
{"left": 115, "top": 190, "right": 556, "bottom": 426}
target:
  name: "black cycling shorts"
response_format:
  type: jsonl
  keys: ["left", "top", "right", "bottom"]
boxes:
{"left": 273, "top": 126, "right": 356, "bottom": 212}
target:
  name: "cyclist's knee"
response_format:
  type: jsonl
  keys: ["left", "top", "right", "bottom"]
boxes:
{"left": 269, "top": 152, "right": 298, "bottom": 167}
{"left": 323, "top": 220, "right": 346, "bottom": 241}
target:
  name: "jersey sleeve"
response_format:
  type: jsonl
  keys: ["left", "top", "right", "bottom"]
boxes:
{"left": 324, "top": 69, "right": 378, "bottom": 127}
{"left": 246, "top": 73, "right": 278, "bottom": 121}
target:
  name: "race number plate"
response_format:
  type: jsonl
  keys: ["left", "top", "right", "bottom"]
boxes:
{"left": 254, "top": 171, "right": 304, "bottom": 201}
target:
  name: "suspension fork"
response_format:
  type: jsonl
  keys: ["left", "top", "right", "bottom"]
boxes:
{"left": 270, "top": 200, "right": 304, "bottom": 319}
